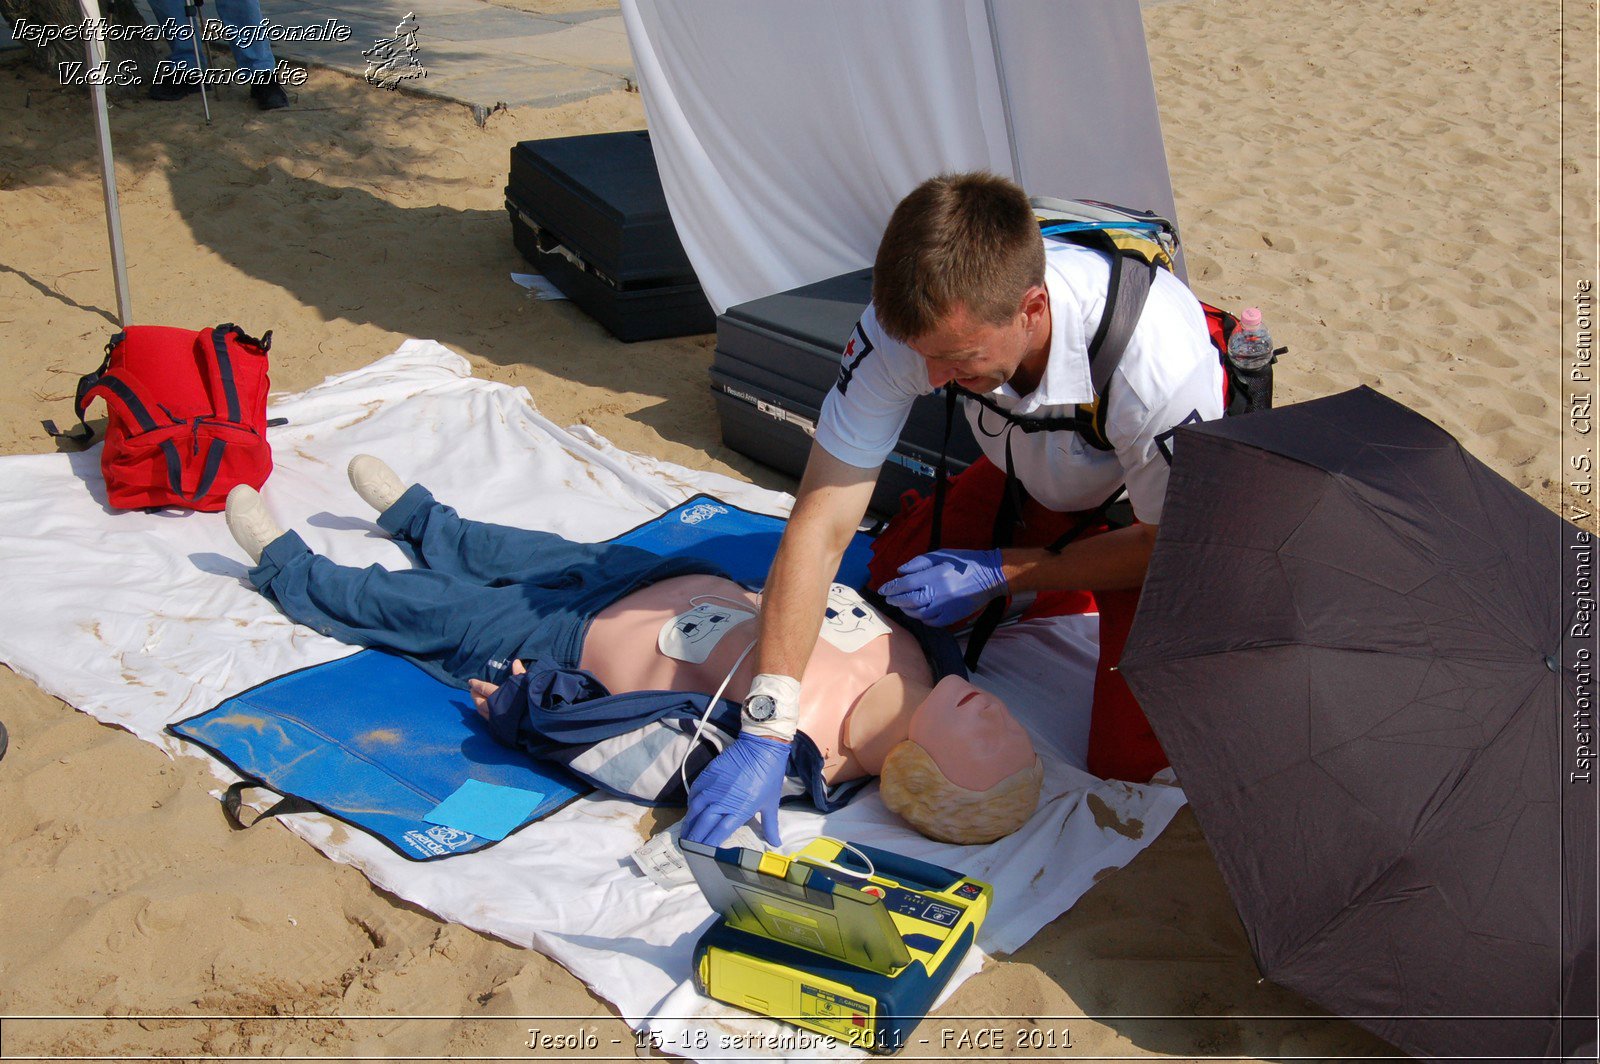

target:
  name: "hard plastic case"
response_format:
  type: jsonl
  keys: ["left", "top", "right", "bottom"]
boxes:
{"left": 505, "top": 130, "right": 716, "bottom": 342}
{"left": 711, "top": 269, "right": 980, "bottom": 516}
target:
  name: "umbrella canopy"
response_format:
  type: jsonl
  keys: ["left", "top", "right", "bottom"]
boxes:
{"left": 1120, "top": 386, "right": 1596, "bottom": 1061}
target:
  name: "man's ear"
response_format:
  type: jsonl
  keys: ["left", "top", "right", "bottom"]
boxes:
{"left": 1020, "top": 284, "right": 1049, "bottom": 325}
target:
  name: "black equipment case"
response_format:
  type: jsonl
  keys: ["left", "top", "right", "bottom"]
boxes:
{"left": 711, "top": 269, "right": 981, "bottom": 517}
{"left": 505, "top": 130, "right": 716, "bottom": 342}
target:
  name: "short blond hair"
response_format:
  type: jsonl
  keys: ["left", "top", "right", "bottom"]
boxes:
{"left": 872, "top": 172, "right": 1045, "bottom": 342}
{"left": 878, "top": 740, "right": 1042, "bottom": 844}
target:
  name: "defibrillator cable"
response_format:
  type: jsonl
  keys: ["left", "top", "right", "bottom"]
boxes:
{"left": 677, "top": 636, "right": 757, "bottom": 800}
{"left": 672, "top": 608, "right": 878, "bottom": 886}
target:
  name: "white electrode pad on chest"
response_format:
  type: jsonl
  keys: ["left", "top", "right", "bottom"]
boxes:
{"left": 658, "top": 601, "right": 755, "bottom": 664}
{"left": 817, "top": 583, "right": 892, "bottom": 653}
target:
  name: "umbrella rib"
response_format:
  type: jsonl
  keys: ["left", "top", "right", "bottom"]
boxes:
{"left": 1323, "top": 472, "right": 1548, "bottom": 655}
{"left": 1126, "top": 639, "right": 1546, "bottom": 671}
{"left": 1285, "top": 548, "right": 1536, "bottom": 659}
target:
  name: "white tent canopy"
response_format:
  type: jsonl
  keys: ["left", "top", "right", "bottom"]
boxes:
{"left": 621, "top": 0, "right": 1179, "bottom": 314}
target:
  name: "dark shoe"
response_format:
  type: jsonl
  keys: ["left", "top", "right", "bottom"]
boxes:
{"left": 251, "top": 77, "right": 291, "bottom": 111}
{"left": 148, "top": 79, "right": 200, "bottom": 101}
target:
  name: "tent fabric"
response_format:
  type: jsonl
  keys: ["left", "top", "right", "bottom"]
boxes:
{"left": 620, "top": 0, "right": 1179, "bottom": 314}
{"left": 0, "top": 342, "right": 1188, "bottom": 1061}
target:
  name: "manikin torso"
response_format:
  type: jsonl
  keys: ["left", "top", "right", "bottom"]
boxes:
{"left": 579, "top": 574, "right": 934, "bottom": 782}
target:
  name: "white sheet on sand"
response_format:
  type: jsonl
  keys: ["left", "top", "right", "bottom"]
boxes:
{"left": 0, "top": 342, "right": 1185, "bottom": 1060}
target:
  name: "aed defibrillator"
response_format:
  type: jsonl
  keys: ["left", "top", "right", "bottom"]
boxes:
{"left": 681, "top": 836, "right": 990, "bottom": 1055}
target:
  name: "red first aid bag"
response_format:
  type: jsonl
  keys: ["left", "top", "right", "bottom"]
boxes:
{"left": 52, "top": 325, "right": 275, "bottom": 512}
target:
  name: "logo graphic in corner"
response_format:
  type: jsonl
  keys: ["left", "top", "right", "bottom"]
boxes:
{"left": 679, "top": 502, "right": 729, "bottom": 526}
{"left": 1154, "top": 408, "right": 1204, "bottom": 464}
{"left": 403, "top": 824, "right": 476, "bottom": 857}
{"left": 426, "top": 824, "right": 474, "bottom": 848}
{"left": 836, "top": 323, "right": 875, "bottom": 395}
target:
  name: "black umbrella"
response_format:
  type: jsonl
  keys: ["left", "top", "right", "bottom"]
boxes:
{"left": 1120, "top": 386, "right": 1596, "bottom": 1061}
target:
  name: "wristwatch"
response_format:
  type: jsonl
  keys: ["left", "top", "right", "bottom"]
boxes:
{"left": 742, "top": 693, "right": 778, "bottom": 724}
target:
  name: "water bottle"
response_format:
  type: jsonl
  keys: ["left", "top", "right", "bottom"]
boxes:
{"left": 1222, "top": 307, "right": 1278, "bottom": 412}
{"left": 1226, "top": 308, "right": 1274, "bottom": 370}
{"left": 1227, "top": 308, "right": 1275, "bottom": 371}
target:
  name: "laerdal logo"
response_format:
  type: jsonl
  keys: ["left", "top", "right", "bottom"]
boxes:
{"left": 426, "top": 825, "right": 473, "bottom": 848}
{"left": 679, "top": 503, "right": 728, "bottom": 525}
{"left": 402, "top": 824, "right": 475, "bottom": 856}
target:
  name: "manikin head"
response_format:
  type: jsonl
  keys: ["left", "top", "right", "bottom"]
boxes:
{"left": 872, "top": 171, "right": 1049, "bottom": 395}
{"left": 877, "top": 675, "right": 1042, "bottom": 844}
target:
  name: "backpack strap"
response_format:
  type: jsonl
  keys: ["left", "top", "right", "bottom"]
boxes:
{"left": 81, "top": 369, "right": 163, "bottom": 435}
{"left": 929, "top": 385, "right": 958, "bottom": 551}
{"left": 203, "top": 324, "right": 249, "bottom": 424}
{"left": 954, "top": 385, "right": 1085, "bottom": 433}
{"left": 43, "top": 332, "right": 124, "bottom": 443}
{"left": 962, "top": 430, "right": 1025, "bottom": 672}
{"left": 924, "top": 240, "right": 1156, "bottom": 665}
{"left": 198, "top": 323, "right": 272, "bottom": 426}
{"left": 161, "top": 431, "right": 230, "bottom": 505}
{"left": 83, "top": 368, "right": 229, "bottom": 505}
{"left": 1044, "top": 486, "right": 1128, "bottom": 554}
{"left": 1089, "top": 250, "right": 1156, "bottom": 400}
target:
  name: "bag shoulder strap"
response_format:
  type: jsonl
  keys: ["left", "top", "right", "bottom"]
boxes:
{"left": 44, "top": 332, "right": 125, "bottom": 443}
{"left": 200, "top": 324, "right": 254, "bottom": 425}
{"left": 1088, "top": 248, "right": 1157, "bottom": 401}
{"left": 82, "top": 367, "right": 230, "bottom": 504}
{"left": 80, "top": 367, "right": 167, "bottom": 435}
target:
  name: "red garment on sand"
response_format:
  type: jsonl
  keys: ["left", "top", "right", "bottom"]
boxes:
{"left": 867, "top": 456, "right": 1169, "bottom": 783}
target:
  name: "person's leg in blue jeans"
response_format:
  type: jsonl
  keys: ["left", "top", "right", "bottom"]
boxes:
{"left": 377, "top": 484, "right": 670, "bottom": 590}
{"left": 248, "top": 530, "right": 548, "bottom": 688}
{"left": 145, "top": 0, "right": 289, "bottom": 108}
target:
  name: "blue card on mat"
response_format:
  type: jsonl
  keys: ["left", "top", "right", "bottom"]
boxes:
{"left": 425, "top": 779, "right": 547, "bottom": 842}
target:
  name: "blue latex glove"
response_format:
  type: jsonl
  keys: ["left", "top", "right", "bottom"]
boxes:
{"left": 878, "top": 548, "right": 1007, "bottom": 628}
{"left": 681, "top": 733, "right": 790, "bottom": 847}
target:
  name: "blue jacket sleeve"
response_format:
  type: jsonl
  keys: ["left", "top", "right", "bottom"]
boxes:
{"left": 483, "top": 658, "right": 869, "bottom": 811}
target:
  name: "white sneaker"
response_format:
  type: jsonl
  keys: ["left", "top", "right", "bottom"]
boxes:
{"left": 225, "top": 485, "right": 284, "bottom": 564}
{"left": 348, "top": 454, "right": 407, "bottom": 515}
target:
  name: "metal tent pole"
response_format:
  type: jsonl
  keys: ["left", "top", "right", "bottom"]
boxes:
{"left": 77, "top": 0, "right": 132, "bottom": 326}
{"left": 982, "top": 0, "right": 1023, "bottom": 184}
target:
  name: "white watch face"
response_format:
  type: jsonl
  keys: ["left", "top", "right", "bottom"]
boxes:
{"left": 744, "top": 694, "right": 778, "bottom": 722}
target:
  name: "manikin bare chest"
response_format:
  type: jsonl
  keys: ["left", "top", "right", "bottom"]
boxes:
{"left": 578, "top": 574, "right": 933, "bottom": 781}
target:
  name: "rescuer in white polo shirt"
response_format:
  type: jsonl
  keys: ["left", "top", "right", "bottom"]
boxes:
{"left": 682, "top": 172, "right": 1224, "bottom": 847}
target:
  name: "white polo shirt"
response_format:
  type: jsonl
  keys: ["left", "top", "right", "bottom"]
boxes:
{"left": 814, "top": 240, "right": 1224, "bottom": 524}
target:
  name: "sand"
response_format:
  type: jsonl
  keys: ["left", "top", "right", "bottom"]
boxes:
{"left": 0, "top": 0, "right": 1591, "bottom": 1058}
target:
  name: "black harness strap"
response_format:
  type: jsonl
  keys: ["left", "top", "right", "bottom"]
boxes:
{"left": 962, "top": 429, "right": 1025, "bottom": 670}
{"left": 1089, "top": 251, "right": 1154, "bottom": 398}
{"left": 929, "top": 385, "right": 958, "bottom": 552}
{"left": 955, "top": 385, "right": 1085, "bottom": 433}
{"left": 928, "top": 247, "right": 1158, "bottom": 671}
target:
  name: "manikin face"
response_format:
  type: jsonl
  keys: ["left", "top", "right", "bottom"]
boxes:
{"left": 906, "top": 675, "right": 1036, "bottom": 792}
{"left": 907, "top": 289, "right": 1047, "bottom": 395}
{"left": 877, "top": 674, "right": 1043, "bottom": 844}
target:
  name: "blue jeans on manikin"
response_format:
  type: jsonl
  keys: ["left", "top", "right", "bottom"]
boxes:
{"left": 246, "top": 485, "right": 725, "bottom": 690}
{"left": 146, "top": 0, "right": 277, "bottom": 72}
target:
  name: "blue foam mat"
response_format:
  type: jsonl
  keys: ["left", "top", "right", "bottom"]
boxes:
{"left": 610, "top": 494, "right": 872, "bottom": 589}
{"left": 171, "top": 495, "right": 874, "bottom": 860}
{"left": 173, "top": 649, "right": 585, "bottom": 859}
